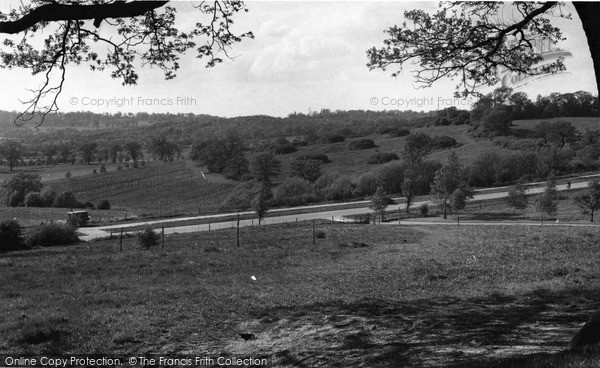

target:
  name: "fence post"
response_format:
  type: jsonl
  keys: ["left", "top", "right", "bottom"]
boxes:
{"left": 161, "top": 226, "right": 165, "bottom": 249}
{"left": 236, "top": 214, "right": 240, "bottom": 247}
{"left": 119, "top": 227, "right": 123, "bottom": 252}
{"left": 312, "top": 219, "right": 316, "bottom": 245}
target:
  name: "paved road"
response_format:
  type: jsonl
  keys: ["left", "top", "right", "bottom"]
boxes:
{"left": 78, "top": 177, "right": 595, "bottom": 241}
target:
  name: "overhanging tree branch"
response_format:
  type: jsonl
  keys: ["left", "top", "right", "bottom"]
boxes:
{"left": 0, "top": 1, "right": 169, "bottom": 34}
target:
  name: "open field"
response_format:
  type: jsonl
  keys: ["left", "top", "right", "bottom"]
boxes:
{"left": 46, "top": 160, "right": 235, "bottom": 215}
{"left": 1, "top": 223, "right": 599, "bottom": 367}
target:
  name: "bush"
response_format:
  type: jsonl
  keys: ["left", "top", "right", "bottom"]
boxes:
{"left": 368, "top": 152, "right": 399, "bottom": 165}
{"left": 117, "top": 165, "right": 123, "bottom": 171}
{"left": 272, "top": 177, "right": 317, "bottom": 206}
{"left": 347, "top": 139, "right": 377, "bottom": 150}
{"left": 325, "top": 176, "right": 355, "bottom": 201}
{"left": 40, "top": 187, "right": 57, "bottom": 207}
{"left": 29, "top": 223, "right": 79, "bottom": 248}
{"left": 7, "top": 191, "right": 24, "bottom": 207}
{"left": 419, "top": 203, "right": 429, "bottom": 216}
{"left": 0, "top": 220, "right": 26, "bottom": 252}
{"left": 52, "top": 191, "right": 84, "bottom": 208}
{"left": 24, "top": 192, "right": 44, "bottom": 207}
{"left": 65, "top": 171, "right": 72, "bottom": 179}
{"left": 84, "top": 201, "right": 95, "bottom": 209}
{"left": 354, "top": 172, "right": 379, "bottom": 197}
{"left": 316, "top": 230, "right": 326, "bottom": 239}
{"left": 92, "top": 169, "right": 98, "bottom": 174}
{"left": 97, "top": 199, "right": 111, "bottom": 210}
{"left": 389, "top": 128, "right": 411, "bottom": 138}
{"left": 137, "top": 227, "right": 160, "bottom": 249}
{"left": 99, "top": 163, "right": 107, "bottom": 173}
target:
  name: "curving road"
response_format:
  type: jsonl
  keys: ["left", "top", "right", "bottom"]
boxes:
{"left": 78, "top": 176, "right": 599, "bottom": 241}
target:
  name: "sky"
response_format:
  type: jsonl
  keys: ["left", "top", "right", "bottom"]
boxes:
{"left": 0, "top": 1, "right": 597, "bottom": 118}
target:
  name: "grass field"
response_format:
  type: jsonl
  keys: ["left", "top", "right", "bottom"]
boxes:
{"left": 1, "top": 222, "right": 599, "bottom": 367}
{"left": 46, "top": 160, "right": 235, "bottom": 216}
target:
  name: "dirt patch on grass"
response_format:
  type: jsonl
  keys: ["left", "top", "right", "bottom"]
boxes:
{"left": 179, "top": 290, "right": 599, "bottom": 368}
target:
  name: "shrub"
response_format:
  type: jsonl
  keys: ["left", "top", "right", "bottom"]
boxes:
{"left": 0, "top": 220, "right": 26, "bottom": 252}
{"left": 347, "top": 139, "right": 377, "bottom": 150}
{"left": 24, "top": 192, "right": 44, "bottom": 207}
{"left": 273, "top": 177, "right": 317, "bottom": 206}
{"left": 7, "top": 191, "right": 24, "bottom": 207}
{"left": 40, "top": 187, "right": 57, "bottom": 207}
{"left": 325, "top": 176, "right": 355, "bottom": 201}
{"left": 117, "top": 165, "right": 123, "bottom": 171}
{"left": 419, "top": 203, "right": 429, "bottom": 216}
{"left": 65, "top": 171, "right": 72, "bottom": 179}
{"left": 29, "top": 223, "right": 79, "bottom": 248}
{"left": 354, "top": 172, "right": 379, "bottom": 197}
{"left": 315, "top": 230, "right": 326, "bottom": 239}
{"left": 389, "top": 128, "right": 411, "bottom": 138}
{"left": 368, "top": 152, "right": 399, "bottom": 165}
{"left": 92, "top": 169, "right": 98, "bottom": 174}
{"left": 97, "top": 199, "right": 111, "bottom": 210}
{"left": 84, "top": 201, "right": 95, "bottom": 209}
{"left": 99, "top": 163, "right": 107, "bottom": 173}
{"left": 137, "top": 228, "right": 160, "bottom": 249}
{"left": 52, "top": 191, "right": 83, "bottom": 208}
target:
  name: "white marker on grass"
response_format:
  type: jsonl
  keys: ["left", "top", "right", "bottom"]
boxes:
{"left": 251, "top": 276, "right": 257, "bottom": 281}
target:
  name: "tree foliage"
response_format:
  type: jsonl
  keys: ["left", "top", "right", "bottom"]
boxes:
{"left": 431, "top": 152, "right": 471, "bottom": 219}
{"left": 369, "top": 186, "right": 392, "bottom": 222}
{"left": 0, "top": 0, "right": 253, "bottom": 124}
{"left": 251, "top": 183, "right": 271, "bottom": 225}
{"left": 367, "top": 2, "right": 567, "bottom": 97}
{"left": 505, "top": 179, "right": 529, "bottom": 214}
{"left": 251, "top": 153, "right": 281, "bottom": 184}
{"left": 1, "top": 172, "right": 43, "bottom": 207}
{"left": 574, "top": 181, "right": 600, "bottom": 222}
{"left": 290, "top": 159, "right": 322, "bottom": 183}
{"left": 0, "top": 141, "right": 23, "bottom": 171}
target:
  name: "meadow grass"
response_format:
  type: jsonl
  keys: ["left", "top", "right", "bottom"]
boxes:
{"left": 1, "top": 222, "right": 599, "bottom": 366}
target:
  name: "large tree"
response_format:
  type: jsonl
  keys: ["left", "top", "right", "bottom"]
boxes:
{"left": 430, "top": 152, "right": 471, "bottom": 219}
{"left": 368, "top": 2, "right": 600, "bottom": 101}
{"left": 0, "top": 141, "right": 23, "bottom": 171}
{"left": 400, "top": 132, "right": 431, "bottom": 213}
{"left": 0, "top": 1, "right": 253, "bottom": 125}
{"left": 574, "top": 180, "right": 600, "bottom": 222}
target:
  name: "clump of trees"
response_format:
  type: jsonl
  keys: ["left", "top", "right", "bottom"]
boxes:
{"left": 191, "top": 135, "right": 249, "bottom": 181}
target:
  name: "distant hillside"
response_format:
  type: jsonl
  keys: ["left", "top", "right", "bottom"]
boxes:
{"left": 0, "top": 109, "right": 439, "bottom": 147}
